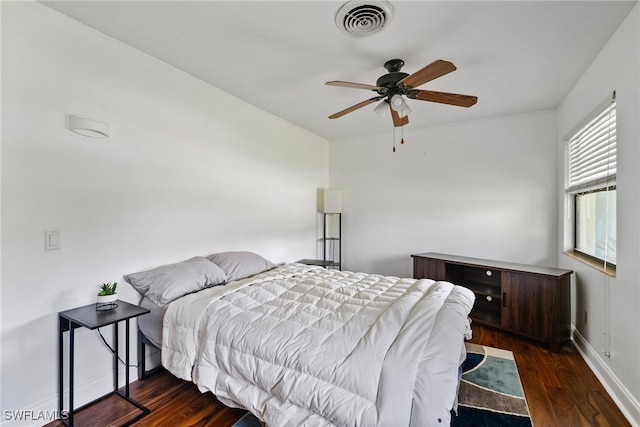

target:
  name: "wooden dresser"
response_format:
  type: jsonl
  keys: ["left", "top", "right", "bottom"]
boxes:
{"left": 412, "top": 252, "right": 573, "bottom": 351}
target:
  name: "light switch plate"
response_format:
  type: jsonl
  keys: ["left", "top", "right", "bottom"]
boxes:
{"left": 45, "top": 230, "right": 61, "bottom": 251}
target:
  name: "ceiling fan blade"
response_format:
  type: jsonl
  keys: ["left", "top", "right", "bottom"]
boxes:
{"left": 412, "top": 89, "right": 478, "bottom": 107}
{"left": 328, "top": 96, "right": 385, "bottom": 119}
{"left": 399, "top": 59, "right": 457, "bottom": 89}
{"left": 325, "top": 81, "right": 386, "bottom": 92}
{"left": 390, "top": 107, "right": 409, "bottom": 127}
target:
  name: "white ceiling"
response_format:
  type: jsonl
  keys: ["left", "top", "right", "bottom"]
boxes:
{"left": 41, "top": 1, "right": 636, "bottom": 141}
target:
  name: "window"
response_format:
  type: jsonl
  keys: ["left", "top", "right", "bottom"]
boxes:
{"left": 574, "top": 188, "right": 616, "bottom": 264}
{"left": 566, "top": 93, "right": 616, "bottom": 267}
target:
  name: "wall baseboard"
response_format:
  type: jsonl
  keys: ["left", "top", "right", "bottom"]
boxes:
{"left": 572, "top": 325, "right": 640, "bottom": 426}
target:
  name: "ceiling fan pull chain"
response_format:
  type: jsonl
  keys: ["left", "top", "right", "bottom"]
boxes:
{"left": 400, "top": 126, "right": 405, "bottom": 145}
{"left": 392, "top": 127, "right": 396, "bottom": 152}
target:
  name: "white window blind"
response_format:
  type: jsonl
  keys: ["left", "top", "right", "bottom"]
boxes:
{"left": 566, "top": 96, "right": 616, "bottom": 194}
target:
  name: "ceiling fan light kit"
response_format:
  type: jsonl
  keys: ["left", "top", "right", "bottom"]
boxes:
{"left": 326, "top": 58, "right": 478, "bottom": 129}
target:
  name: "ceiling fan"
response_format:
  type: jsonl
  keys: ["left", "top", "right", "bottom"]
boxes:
{"left": 326, "top": 59, "right": 478, "bottom": 127}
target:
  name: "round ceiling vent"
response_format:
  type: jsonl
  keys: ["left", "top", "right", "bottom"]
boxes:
{"left": 335, "top": 0, "right": 394, "bottom": 38}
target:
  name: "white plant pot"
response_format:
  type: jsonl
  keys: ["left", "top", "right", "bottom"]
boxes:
{"left": 96, "top": 293, "right": 117, "bottom": 310}
{"left": 97, "top": 294, "right": 117, "bottom": 304}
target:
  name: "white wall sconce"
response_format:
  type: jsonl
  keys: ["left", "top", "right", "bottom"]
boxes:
{"left": 67, "top": 115, "right": 109, "bottom": 138}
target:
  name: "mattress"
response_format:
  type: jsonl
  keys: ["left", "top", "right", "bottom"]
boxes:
{"left": 137, "top": 296, "right": 166, "bottom": 349}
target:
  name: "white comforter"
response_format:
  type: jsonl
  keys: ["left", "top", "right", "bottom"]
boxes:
{"left": 162, "top": 263, "right": 475, "bottom": 427}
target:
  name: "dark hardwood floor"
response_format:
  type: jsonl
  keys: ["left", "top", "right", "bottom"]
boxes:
{"left": 47, "top": 369, "right": 246, "bottom": 427}
{"left": 468, "top": 325, "right": 629, "bottom": 427}
{"left": 46, "top": 324, "right": 630, "bottom": 427}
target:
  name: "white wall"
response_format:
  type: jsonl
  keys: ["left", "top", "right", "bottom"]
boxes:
{"left": 330, "top": 109, "right": 558, "bottom": 277}
{"left": 2, "top": 1, "right": 638, "bottom": 425}
{"left": 557, "top": 4, "right": 640, "bottom": 424}
{"left": 0, "top": 2, "right": 328, "bottom": 423}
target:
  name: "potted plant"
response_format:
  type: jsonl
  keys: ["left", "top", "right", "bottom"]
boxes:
{"left": 96, "top": 282, "right": 118, "bottom": 310}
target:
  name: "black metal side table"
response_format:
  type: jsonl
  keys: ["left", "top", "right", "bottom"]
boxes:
{"left": 58, "top": 300, "right": 150, "bottom": 426}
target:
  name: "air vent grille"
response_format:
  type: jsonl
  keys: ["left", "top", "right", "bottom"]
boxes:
{"left": 336, "top": 1, "right": 394, "bottom": 38}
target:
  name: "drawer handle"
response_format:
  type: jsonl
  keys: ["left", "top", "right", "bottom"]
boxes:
{"left": 486, "top": 295, "right": 492, "bottom": 302}
{"left": 486, "top": 270, "right": 492, "bottom": 277}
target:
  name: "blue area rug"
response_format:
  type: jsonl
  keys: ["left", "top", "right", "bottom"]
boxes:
{"left": 232, "top": 343, "right": 532, "bottom": 427}
{"left": 452, "top": 343, "right": 532, "bottom": 427}
{"left": 232, "top": 413, "right": 263, "bottom": 427}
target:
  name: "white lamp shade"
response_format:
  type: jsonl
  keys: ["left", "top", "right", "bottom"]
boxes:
{"left": 390, "top": 94, "right": 405, "bottom": 111}
{"left": 68, "top": 115, "right": 109, "bottom": 138}
{"left": 398, "top": 104, "right": 412, "bottom": 118}
{"left": 322, "top": 189, "right": 342, "bottom": 213}
{"left": 374, "top": 101, "right": 389, "bottom": 117}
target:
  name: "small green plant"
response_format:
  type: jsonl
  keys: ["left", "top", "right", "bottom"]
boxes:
{"left": 98, "top": 282, "right": 117, "bottom": 296}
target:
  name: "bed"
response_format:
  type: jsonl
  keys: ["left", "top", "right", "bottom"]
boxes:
{"left": 126, "top": 252, "right": 475, "bottom": 427}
